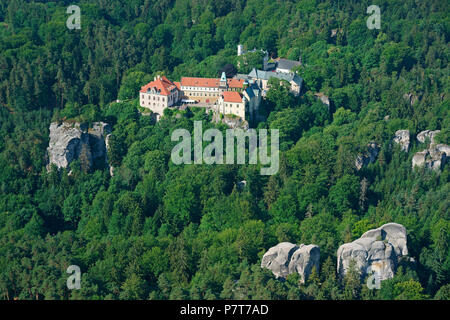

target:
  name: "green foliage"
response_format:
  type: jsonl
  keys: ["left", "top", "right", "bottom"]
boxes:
{"left": 394, "top": 279, "right": 428, "bottom": 300}
{"left": 0, "top": 0, "right": 448, "bottom": 301}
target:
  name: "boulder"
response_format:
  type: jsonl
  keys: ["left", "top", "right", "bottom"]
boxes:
{"left": 435, "top": 144, "right": 450, "bottom": 157}
{"left": 47, "top": 122, "right": 111, "bottom": 172}
{"left": 355, "top": 142, "right": 379, "bottom": 170}
{"left": 236, "top": 180, "right": 247, "bottom": 191}
{"left": 47, "top": 122, "right": 90, "bottom": 170}
{"left": 412, "top": 145, "right": 448, "bottom": 171}
{"left": 412, "top": 150, "right": 427, "bottom": 169}
{"left": 403, "top": 93, "right": 418, "bottom": 106}
{"left": 314, "top": 92, "right": 330, "bottom": 107}
{"left": 288, "top": 244, "right": 320, "bottom": 283}
{"left": 417, "top": 130, "right": 440, "bottom": 144}
{"left": 337, "top": 223, "right": 408, "bottom": 282}
{"left": 393, "top": 130, "right": 410, "bottom": 152}
{"left": 261, "top": 242, "right": 320, "bottom": 283}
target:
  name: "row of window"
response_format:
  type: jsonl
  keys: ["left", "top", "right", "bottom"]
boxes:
{"left": 186, "top": 91, "right": 220, "bottom": 97}
{"left": 182, "top": 86, "right": 220, "bottom": 91}
{"left": 142, "top": 93, "right": 177, "bottom": 102}
{"left": 143, "top": 101, "right": 164, "bottom": 108}
{"left": 225, "top": 103, "right": 240, "bottom": 108}
{"left": 141, "top": 94, "right": 166, "bottom": 102}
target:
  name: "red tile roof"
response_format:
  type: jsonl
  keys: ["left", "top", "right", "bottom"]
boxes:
{"left": 140, "top": 76, "right": 177, "bottom": 95}
{"left": 227, "top": 78, "right": 245, "bottom": 88}
{"left": 174, "top": 81, "right": 181, "bottom": 90}
{"left": 181, "top": 77, "right": 220, "bottom": 88}
{"left": 222, "top": 91, "right": 243, "bottom": 103}
{"left": 180, "top": 77, "right": 245, "bottom": 89}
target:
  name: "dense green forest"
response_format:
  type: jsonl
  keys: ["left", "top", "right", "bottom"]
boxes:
{"left": 0, "top": 0, "right": 449, "bottom": 300}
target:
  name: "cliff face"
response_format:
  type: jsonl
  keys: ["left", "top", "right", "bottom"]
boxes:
{"left": 47, "top": 122, "right": 111, "bottom": 172}
{"left": 261, "top": 242, "right": 320, "bottom": 283}
{"left": 355, "top": 142, "right": 379, "bottom": 170}
{"left": 412, "top": 130, "right": 449, "bottom": 171}
{"left": 337, "top": 223, "right": 408, "bottom": 282}
{"left": 212, "top": 113, "right": 249, "bottom": 130}
{"left": 393, "top": 130, "right": 410, "bottom": 152}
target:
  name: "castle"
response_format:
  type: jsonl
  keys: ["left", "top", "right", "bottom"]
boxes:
{"left": 140, "top": 72, "right": 261, "bottom": 122}
{"left": 139, "top": 45, "right": 303, "bottom": 122}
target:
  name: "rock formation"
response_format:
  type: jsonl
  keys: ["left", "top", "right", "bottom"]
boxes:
{"left": 393, "top": 130, "right": 410, "bottom": 152}
{"left": 412, "top": 146, "right": 448, "bottom": 171}
{"left": 212, "top": 112, "right": 249, "bottom": 130}
{"left": 403, "top": 93, "right": 418, "bottom": 106}
{"left": 412, "top": 129, "right": 448, "bottom": 171}
{"left": 261, "top": 242, "right": 320, "bottom": 283}
{"left": 417, "top": 130, "right": 440, "bottom": 144}
{"left": 47, "top": 122, "right": 111, "bottom": 172}
{"left": 89, "top": 122, "right": 111, "bottom": 166}
{"left": 355, "top": 142, "right": 379, "bottom": 170}
{"left": 337, "top": 223, "right": 408, "bottom": 282}
{"left": 314, "top": 92, "right": 330, "bottom": 107}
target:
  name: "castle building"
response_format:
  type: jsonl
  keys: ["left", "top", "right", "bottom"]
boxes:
{"left": 237, "top": 68, "right": 303, "bottom": 96}
{"left": 274, "top": 58, "right": 302, "bottom": 74}
{"left": 139, "top": 75, "right": 179, "bottom": 120}
{"left": 215, "top": 82, "right": 262, "bottom": 121}
{"left": 179, "top": 72, "right": 245, "bottom": 104}
{"left": 139, "top": 72, "right": 261, "bottom": 122}
{"left": 216, "top": 91, "right": 247, "bottom": 119}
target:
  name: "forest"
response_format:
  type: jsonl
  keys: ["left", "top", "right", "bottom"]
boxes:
{"left": 0, "top": 0, "right": 449, "bottom": 300}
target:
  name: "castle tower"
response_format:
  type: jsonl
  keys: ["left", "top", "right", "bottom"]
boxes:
{"left": 237, "top": 44, "right": 244, "bottom": 56}
{"left": 219, "top": 71, "right": 227, "bottom": 88}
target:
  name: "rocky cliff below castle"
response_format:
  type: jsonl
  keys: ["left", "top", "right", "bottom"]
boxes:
{"left": 47, "top": 122, "right": 111, "bottom": 172}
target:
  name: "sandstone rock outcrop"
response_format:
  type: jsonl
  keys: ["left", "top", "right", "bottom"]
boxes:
{"left": 89, "top": 122, "right": 111, "bottom": 166}
{"left": 47, "top": 122, "right": 111, "bottom": 172}
{"left": 212, "top": 113, "right": 249, "bottom": 130}
{"left": 261, "top": 242, "right": 320, "bottom": 283}
{"left": 417, "top": 130, "right": 440, "bottom": 144}
{"left": 355, "top": 142, "right": 379, "bottom": 170}
{"left": 412, "top": 143, "right": 449, "bottom": 171}
{"left": 337, "top": 223, "right": 408, "bottom": 282}
{"left": 393, "top": 130, "right": 410, "bottom": 152}
{"left": 403, "top": 93, "right": 418, "bottom": 106}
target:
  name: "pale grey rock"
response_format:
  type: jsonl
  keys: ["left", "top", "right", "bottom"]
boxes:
{"left": 288, "top": 244, "right": 320, "bottom": 283}
{"left": 236, "top": 180, "right": 247, "bottom": 191}
{"left": 212, "top": 113, "right": 249, "bottom": 130}
{"left": 337, "top": 223, "right": 408, "bottom": 282}
{"left": 47, "top": 122, "right": 111, "bottom": 172}
{"left": 261, "top": 242, "right": 320, "bottom": 283}
{"left": 393, "top": 130, "right": 410, "bottom": 152}
{"left": 403, "top": 93, "right": 418, "bottom": 106}
{"left": 435, "top": 144, "right": 450, "bottom": 157}
{"left": 314, "top": 93, "right": 330, "bottom": 107}
{"left": 417, "top": 130, "right": 440, "bottom": 144}
{"left": 261, "top": 242, "right": 298, "bottom": 279}
{"left": 361, "top": 223, "right": 408, "bottom": 256}
{"left": 355, "top": 142, "right": 379, "bottom": 170}
{"left": 47, "top": 122, "right": 90, "bottom": 170}
{"left": 412, "top": 145, "right": 448, "bottom": 171}
{"left": 412, "top": 150, "right": 428, "bottom": 169}
{"left": 89, "top": 122, "right": 111, "bottom": 165}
